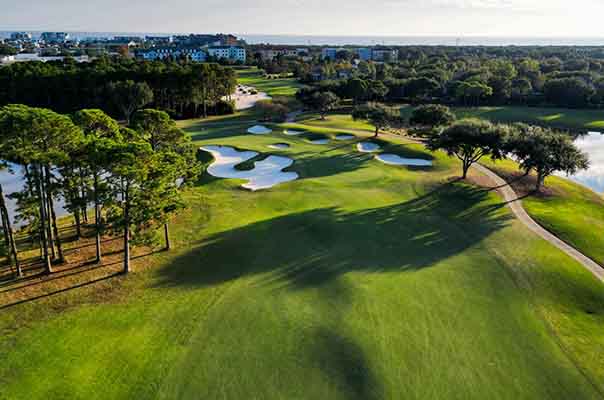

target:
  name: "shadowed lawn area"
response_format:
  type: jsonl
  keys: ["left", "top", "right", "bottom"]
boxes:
{"left": 236, "top": 67, "right": 302, "bottom": 97}
{"left": 481, "top": 157, "right": 604, "bottom": 266}
{"left": 0, "top": 113, "right": 603, "bottom": 399}
{"left": 400, "top": 105, "right": 604, "bottom": 131}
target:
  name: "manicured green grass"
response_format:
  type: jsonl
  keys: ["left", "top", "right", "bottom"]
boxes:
{"left": 237, "top": 67, "right": 302, "bottom": 97}
{"left": 400, "top": 105, "right": 604, "bottom": 131}
{"left": 1, "top": 113, "right": 604, "bottom": 399}
{"left": 481, "top": 158, "right": 604, "bottom": 266}
{"left": 295, "top": 113, "right": 376, "bottom": 133}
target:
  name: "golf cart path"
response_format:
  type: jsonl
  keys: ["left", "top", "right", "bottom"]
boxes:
{"left": 473, "top": 163, "right": 604, "bottom": 282}
{"left": 289, "top": 116, "right": 604, "bottom": 282}
{"left": 349, "top": 126, "right": 604, "bottom": 283}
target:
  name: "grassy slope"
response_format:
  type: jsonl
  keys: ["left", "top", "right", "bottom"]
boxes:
{"left": 236, "top": 67, "right": 303, "bottom": 97}
{"left": 1, "top": 112, "right": 604, "bottom": 398}
{"left": 481, "top": 157, "right": 604, "bottom": 267}
{"left": 400, "top": 105, "right": 604, "bottom": 131}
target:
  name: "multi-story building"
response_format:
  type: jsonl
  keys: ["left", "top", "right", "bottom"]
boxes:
{"left": 112, "top": 36, "right": 143, "bottom": 44}
{"left": 137, "top": 47, "right": 208, "bottom": 62}
{"left": 356, "top": 48, "right": 372, "bottom": 61}
{"left": 207, "top": 46, "right": 246, "bottom": 62}
{"left": 321, "top": 48, "right": 340, "bottom": 60}
{"left": 145, "top": 36, "right": 173, "bottom": 45}
{"left": 371, "top": 48, "right": 398, "bottom": 62}
{"left": 40, "top": 32, "right": 70, "bottom": 43}
{"left": 10, "top": 32, "right": 32, "bottom": 41}
{"left": 255, "top": 47, "right": 306, "bottom": 60}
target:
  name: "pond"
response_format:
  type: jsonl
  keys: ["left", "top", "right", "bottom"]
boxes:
{"left": 0, "top": 164, "right": 66, "bottom": 226}
{"left": 562, "top": 132, "right": 604, "bottom": 193}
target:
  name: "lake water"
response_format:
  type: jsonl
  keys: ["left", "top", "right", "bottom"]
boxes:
{"left": 562, "top": 132, "right": 604, "bottom": 193}
{"left": 0, "top": 164, "right": 66, "bottom": 226}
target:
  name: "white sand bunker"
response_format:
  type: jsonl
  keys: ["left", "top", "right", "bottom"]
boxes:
{"left": 227, "top": 85, "right": 271, "bottom": 110}
{"left": 376, "top": 154, "right": 432, "bottom": 167}
{"left": 268, "top": 143, "right": 290, "bottom": 150}
{"left": 357, "top": 142, "right": 381, "bottom": 153}
{"left": 248, "top": 125, "right": 272, "bottom": 135}
{"left": 335, "top": 134, "right": 355, "bottom": 141}
{"left": 284, "top": 129, "right": 304, "bottom": 136}
{"left": 309, "top": 138, "right": 329, "bottom": 145}
{"left": 201, "top": 145, "right": 298, "bottom": 191}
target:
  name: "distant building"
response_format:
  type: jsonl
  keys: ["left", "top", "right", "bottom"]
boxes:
{"left": 10, "top": 32, "right": 32, "bottom": 41}
{"left": 255, "top": 47, "right": 306, "bottom": 60}
{"left": 137, "top": 47, "right": 208, "bottom": 62}
{"left": 321, "top": 48, "right": 339, "bottom": 60}
{"left": 173, "top": 34, "right": 225, "bottom": 47}
{"left": 145, "top": 36, "right": 173, "bottom": 45}
{"left": 112, "top": 36, "right": 143, "bottom": 43}
{"left": 356, "top": 48, "right": 372, "bottom": 61}
{"left": 40, "top": 32, "right": 70, "bottom": 44}
{"left": 2, "top": 53, "right": 89, "bottom": 64}
{"left": 208, "top": 46, "right": 246, "bottom": 62}
{"left": 371, "top": 48, "right": 398, "bottom": 62}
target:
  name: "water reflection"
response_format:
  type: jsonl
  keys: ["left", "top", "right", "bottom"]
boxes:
{"left": 0, "top": 164, "right": 66, "bottom": 226}
{"left": 562, "top": 132, "right": 604, "bottom": 193}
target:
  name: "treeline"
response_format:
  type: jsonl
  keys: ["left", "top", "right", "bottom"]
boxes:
{"left": 0, "top": 105, "right": 200, "bottom": 278}
{"left": 0, "top": 58, "right": 237, "bottom": 119}
{"left": 290, "top": 46, "right": 604, "bottom": 109}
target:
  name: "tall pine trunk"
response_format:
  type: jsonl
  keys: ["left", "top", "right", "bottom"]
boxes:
{"left": 36, "top": 165, "right": 52, "bottom": 273}
{"left": 0, "top": 184, "right": 20, "bottom": 277}
{"left": 74, "top": 206, "right": 82, "bottom": 239}
{"left": 93, "top": 173, "right": 102, "bottom": 263}
{"left": 45, "top": 166, "right": 64, "bottom": 263}
{"left": 164, "top": 223, "right": 170, "bottom": 250}
{"left": 79, "top": 168, "right": 88, "bottom": 224}
{"left": 123, "top": 181, "right": 131, "bottom": 274}
{"left": 41, "top": 172, "right": 56, "bottom": 261}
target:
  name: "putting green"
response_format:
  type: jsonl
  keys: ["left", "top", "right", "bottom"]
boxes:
{"left": 1, "top": 117, "right": 603, "bottom": 400}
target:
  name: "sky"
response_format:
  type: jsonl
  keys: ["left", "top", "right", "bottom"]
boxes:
{"left": 1, "top": 0, "right": 603, "bottom": 37}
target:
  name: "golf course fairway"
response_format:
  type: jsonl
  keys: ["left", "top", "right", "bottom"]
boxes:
{"left": 0, "top": 115, "right": 603, "bottom": 400}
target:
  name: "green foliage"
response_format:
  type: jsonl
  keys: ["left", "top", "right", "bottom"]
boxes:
{"left": 255, "top": 99, "right": 289, "bottom": 122}
{"left": 107, "top": 80, "right": 154, "bottom": 123}
{"left": 506, "top": 124, "right": 590, "bottom": 190}
{"left": 409, "top": 104, "right": 456, "bottom": 127}
{"left": 543, "top": 77, "right": 595, "bottom": 108}
{"left": 428, "top": 118, "right": 507, "bottom": 178}
{"left": 0, "top": 59, "right": 236, "bottom": 119}
{"left": 309, "top": 91, "right": 339, "bottom": 119}
{"left": 352, "top": 103, "right": 398, "bottom": 136}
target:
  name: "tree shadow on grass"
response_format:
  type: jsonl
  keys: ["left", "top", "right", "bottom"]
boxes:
{"left": 312, "top": 327, "right": 383, "bottom": 400}
{"left": 155, "top": 182, "right": 512, "bottom": 291}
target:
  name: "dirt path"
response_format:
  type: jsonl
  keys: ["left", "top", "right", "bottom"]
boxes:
{"left": 473, "top": 163, "right": 604, "bottom": 282}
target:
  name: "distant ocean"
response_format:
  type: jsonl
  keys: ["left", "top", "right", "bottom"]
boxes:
{"left": 3, "top": 31, "right": 604, "bottom": 46}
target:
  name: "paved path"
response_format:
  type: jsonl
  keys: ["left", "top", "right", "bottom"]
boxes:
{"left": 473, "top": 163, "right": 604, "bottom": 282}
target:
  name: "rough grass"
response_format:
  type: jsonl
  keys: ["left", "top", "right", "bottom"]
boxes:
{"left": 400, "top": 105, "right": 604, "bottom": 131}
{"left": 0, "top": 112, "right": 603, "bottom": 399}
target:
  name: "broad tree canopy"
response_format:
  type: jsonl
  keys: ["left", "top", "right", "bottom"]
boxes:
{"left": 427, "top": 118, "right": 507, "bottom": 178}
